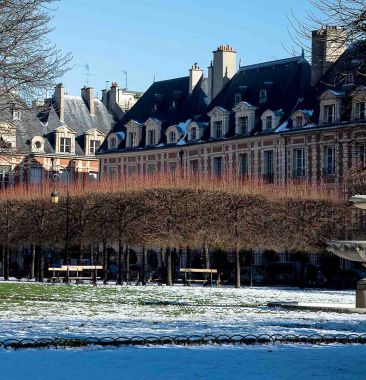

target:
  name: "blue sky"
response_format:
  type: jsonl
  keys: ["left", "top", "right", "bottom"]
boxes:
{"left": 51, "top": 0, "right": 314, "bottom": 97}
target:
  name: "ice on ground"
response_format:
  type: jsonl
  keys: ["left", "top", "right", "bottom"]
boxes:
{"left": 0, "top": 283, "right": 364, "bottom": 340}
{"left": 0, "top": 345, "right": 366, "bottom": 380}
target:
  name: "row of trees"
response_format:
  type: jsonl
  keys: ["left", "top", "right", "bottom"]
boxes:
{"left": 0, "top": 186, "right": 356, "bottom": 287}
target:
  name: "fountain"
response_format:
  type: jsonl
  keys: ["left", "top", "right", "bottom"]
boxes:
{"left": 327, "top": 195, "right": 366, "bottom": 309}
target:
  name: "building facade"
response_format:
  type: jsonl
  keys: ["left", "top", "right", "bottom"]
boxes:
{"left": 98, "top": 29, "right": 366, "bottom": 190}
{"left": 0, "top": 84, "right": 115, "bottom": 186}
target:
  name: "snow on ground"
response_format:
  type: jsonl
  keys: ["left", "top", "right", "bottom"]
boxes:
{"left": 0, "top": 345, "right": 366, "bottom": 380}
{"left": 0, "top": 282, "right": 364, "bottom": 340}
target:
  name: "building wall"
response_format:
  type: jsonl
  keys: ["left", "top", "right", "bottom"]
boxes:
{"left": 99, "top": 124, "right": 366, "bottom": 190}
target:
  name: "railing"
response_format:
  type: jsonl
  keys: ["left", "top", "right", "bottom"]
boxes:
{"left": 1, "top": 334, "right": 365, "bottom": 350}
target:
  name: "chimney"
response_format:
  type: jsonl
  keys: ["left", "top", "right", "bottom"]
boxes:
{"left": 54, "top": 83, "right": 65, "bottom": 122}
{"left": 189, "top": 63, "right": 203, "bottom": 94}
{"left": 311, "top": 26, "right": 347, "bottom": 86}
{"left": 81, "top": 86, "right": 95, "bottom": 115}
{"left": 208, "top": 45, "right": 237, "bottom": 102}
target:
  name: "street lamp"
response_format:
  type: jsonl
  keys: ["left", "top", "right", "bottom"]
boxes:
{"left": 49, "top": 164, "right": 70, "bottom": 283}
{"left": 349, "top": 195, "right": 366, "bottom": 210}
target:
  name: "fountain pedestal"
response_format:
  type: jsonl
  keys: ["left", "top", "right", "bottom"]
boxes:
{"left": 327, "top": 240, "right": 366, "bottom": 309}
{"left": 356, "top": 278, "right": 366, "bottom": 308}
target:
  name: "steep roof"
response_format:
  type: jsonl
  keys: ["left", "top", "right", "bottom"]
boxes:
{"left": 207, "top": 56, "right": 314, "bottom": 137}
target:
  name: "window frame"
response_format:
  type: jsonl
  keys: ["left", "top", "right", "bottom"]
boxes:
{"left": 60, "top": 137, "right": 72, "bottom": 153}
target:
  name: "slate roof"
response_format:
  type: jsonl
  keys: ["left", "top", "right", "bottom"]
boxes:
{"left": 100, "top": 76, "right": 208, "bottom": 151}
{"left": 206, "top": 56, "right": 314, "bottom": 138}
{"left": 38, "top": 95, "right": 115, "bottom": 154}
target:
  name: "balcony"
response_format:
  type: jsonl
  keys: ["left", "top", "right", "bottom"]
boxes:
{"left": 292, "top": 168, "right": 306, "bottom": 178}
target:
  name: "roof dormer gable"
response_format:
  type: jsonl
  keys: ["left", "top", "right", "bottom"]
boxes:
{"left": 232, "top": 101, "right": 257, "bottom": 113}
{"left": 319, "top": 90, "right": 345, "bottom": 101}
{"left": 55, "top": 124, "right": 77, "bottom": 134}
{"left": 145, "top": 117, "right": 162, "bottom": 128}
{"left": 125, "top": 119, "right": 144, "bottom": 129}
{"left": 85, "top": 128, "right": 106, "bottom": 137}
{"left": 207, "top": 106, "right": 230, "bottom": 118}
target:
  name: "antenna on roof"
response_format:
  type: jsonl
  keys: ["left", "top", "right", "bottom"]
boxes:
{"left": 153, "top": 74, "right": 156, "bottom": 83}
{"left": 77, "top": 63, "right": 92, "bottom": 86}
{"left": 121, "top": 70, "right": 128, "bottom": 90}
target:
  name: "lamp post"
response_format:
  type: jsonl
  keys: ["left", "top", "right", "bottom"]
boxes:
{"left": 49, "top": 164, "right": 70, "bottom": 284}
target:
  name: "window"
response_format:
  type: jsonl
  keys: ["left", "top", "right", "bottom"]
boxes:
{"left": 356, "top": 102, "right": 366, "bottom": 120}
{"left": 214, "top": 121, "right": 223, "bottom": 138}
{"left": 152, "top": 104, "right": 158, "bottom": 112}
{"left": 234, "top": 93, "right": 241, "bottom": 105}
{"left": 323, "top": 146, "right": 335, "bottom": 176}
{"left": 110, "top": 137, "right": 117, "bottom": 149}
{"left": 169, "top": 131, "right": 176, "bottom": 143}
{"left": 191, "top": 127, "right": 197, "bottom": 140}
{"left": 12, "top": 111, "right": 21, "bottom": 120}
{"left": 259, "top": 89, "right": 267, "bottom": 103}
{"left": 89, "top": 139, "right": 101, "bottom": 154}
{"left": 266, "top": 116, "right": 273, "bottom": 130}
{"left": 109, "top": 167, "right": 117, "bottom": 180}
{"left": 238, "top": 116, "right": 248, "bottom": 135}
{"left": 0, "top": 165, "right": 11, "bottom": 189}
{"left": 60, "top": 137, "right": 71, "bottom": 153}
{"left": 29, "top": 167, "right": 43, "bottom": 184}
{"left": 148, "top": 130, "right": 156, "bottom": 145}
{"left": 263, "top": 151, "right": 274, "bottom": 183}
{"left": 171, "top": 100, "right": 176, "bottom": 109}
{"left": 129, "top": 132, "right": 137, "bottom": 147}
{"left": 324, "top": 104, "right": 335, "bottom": 123}
{"left": 357, "top": 144, "right": 366, "bottom": 165}
{"left": 213, "top": 156, "right": 222, "bottom": 177}
{"left": 239, "top": 154, "right": 248, "bottom": 177}
{"left": 295, "top": 116, "right": 303, "bottom": 127}
{"left": 190, "top": 160, "right": 199, "bottom": 174}
{"left": 293, "top": 149, "right": 305, "bottom": 177}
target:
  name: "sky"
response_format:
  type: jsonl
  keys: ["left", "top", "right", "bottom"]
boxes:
{"left": 50, "top": 0, "right": 314, "bottom": 98}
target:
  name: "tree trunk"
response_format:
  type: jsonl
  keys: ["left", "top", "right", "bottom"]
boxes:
{"left": 1, "top": 245, "right": 4, "bottom": 278}
{"left": 30, "top": 244, "right": 36, "bottom": 280}
{"left": 250, "top": 249, "right": 254, "bottom": 287}
{"left": 204, "top": 244, "right": 210, "bottom": 269}
{"left": 166, "top": 248, "right": 173, "bottom": 286}
{"left": 235, "top": 246, "right": 241, "bottom": 289}
{"left": 117, "top": 239, "right": 124, "bottom": 285}
{"left": 160, "top": 247, "right": 166, "bottom": 285}
{"left": 125, "top": 245, "right": 130, "bottom": 282}
{"left": 186, "top": 246, "right": 191, "bottom": 286}
{"left": 79, "top": 244, "right": 83, "bottom": 265}
{"left": 142, "top": 246, "right": 147, "bottom": 285}
{"left": 103, "top": 242, "right": 108, "bottom": 285}
{"left": 4, "top": 246, "right": 10, "bottom": 281}
{"left": 38, "top": 247, "right": 44, "bottom": 283}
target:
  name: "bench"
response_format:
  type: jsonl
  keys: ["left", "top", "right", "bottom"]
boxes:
{"left": 48, "top": 265, "right": 103, "bottom": 283}
{"left": 180, "top": 268, "right": 219, "bottom": 286}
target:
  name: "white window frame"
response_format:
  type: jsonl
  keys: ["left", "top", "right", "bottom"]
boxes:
{"left": 60, "top": 137, "right": 71, "bottom": 153}
{"left": 89, "top": 139, "right": 101, "bottom": 154}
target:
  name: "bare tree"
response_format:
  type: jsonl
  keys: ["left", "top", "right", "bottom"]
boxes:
{"left": 289, "top": 0, "right": 365, "bottom": 81}
{"left": 0, "top": 0, "right": 71, "bottom": 115}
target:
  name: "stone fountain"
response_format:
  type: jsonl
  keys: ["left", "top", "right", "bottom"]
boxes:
{"left": 327, "top": 240, "right": 366, "bottom": 308}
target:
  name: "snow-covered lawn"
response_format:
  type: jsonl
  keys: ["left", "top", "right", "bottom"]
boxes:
{"left": 1, "top": 345, "right": 366, "bottom": 380}
{"left": 0, "top": 282, "right": 364, "bottom": 339}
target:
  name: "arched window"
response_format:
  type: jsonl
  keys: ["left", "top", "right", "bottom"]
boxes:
{"left": 169, "top": 131, "right": 176, "bottom": 143}
{"left": 110, "top": 137, "right": 117, "bottom": 149}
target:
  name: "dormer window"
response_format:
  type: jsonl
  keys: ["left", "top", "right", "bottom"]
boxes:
{"left": 238, "top": 116, "right": 248, "bottom": 135}
{"left": 234, "top": 93, "right": 241, "bottom": 105}
{"left": 356, "top": 102, "right": 366, "bottom": 120}
{"left": 295, "top": 115, "right": 303, "bottom": 127}
{"left": 60, "top": 137, "right": 71, "bottom": 153}
{"left": 110, "top": 137, "right": 117, "bottom": 149}
{"left": 169, "top": 131, "right": 176, "bottom": 143}
{"left": 266, "top": 116, "right": 273, "bottom": 129}
{"left": 214, "top": 121, "right": 223, "bottom": 138}
{"left": 324, "top": 104, "right": 335, "bottom": 124}
{"left": 259, "top": 89, "right": 267, "bottom": 103}
{"left": 129, "top": 132, "right": 137, "bottom": 147}
{"left": 172, "top": 100, "right": 176, "bottom": 109}
{"left": 147, "top": 130, "right": 156, "bottom": 145}
{"left": 90, "top": 139, "right": 101, "bottom": 154}
{"left": 12, "top": 111, "right": 21, "bottom": 120}
{"left": 191, "top": 127, "right": 197, "bottom": 140}
{"left": 152, "top": 104, "right": 158, "bottom": 112}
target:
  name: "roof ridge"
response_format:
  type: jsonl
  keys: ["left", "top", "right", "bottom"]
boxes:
{"left": 153, "top": 76, "right": 189, "bottom": 84}
{"left": 240, "top": 56, "right": 304, "bottom": 71}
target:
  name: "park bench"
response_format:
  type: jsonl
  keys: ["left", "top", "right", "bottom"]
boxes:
{"left": 180, "top": 268, "right": 219, "bottom": 286}
{"left": 48, "top": 265, "right": 103, "bottom": 283}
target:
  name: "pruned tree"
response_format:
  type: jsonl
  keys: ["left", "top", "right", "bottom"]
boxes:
{"left": 0, "top": 0, "right": 71, "bottom": 115}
